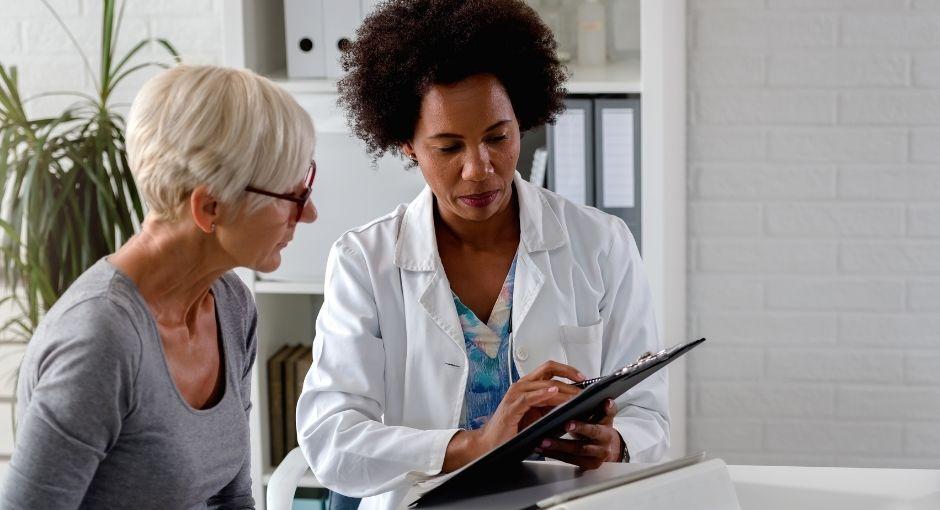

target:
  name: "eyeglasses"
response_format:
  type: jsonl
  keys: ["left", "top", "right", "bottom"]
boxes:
{"left": 244, "top": 161, "right": 316, "bottom": 221}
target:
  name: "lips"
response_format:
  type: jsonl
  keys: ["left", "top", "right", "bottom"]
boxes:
{"left": 458, "top": 190, "right": 499, "bottom": 208}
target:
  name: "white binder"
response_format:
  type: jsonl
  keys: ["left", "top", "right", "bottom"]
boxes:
{"left": 284, "top": 0, "right": 326, "bottom": 78}
{"left": 323, "top": 0, "right": 362, "bottom": 79}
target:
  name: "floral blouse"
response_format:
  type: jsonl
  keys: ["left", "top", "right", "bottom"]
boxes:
{"left": 453, "top": 255, "right": 520, "bottom": 430}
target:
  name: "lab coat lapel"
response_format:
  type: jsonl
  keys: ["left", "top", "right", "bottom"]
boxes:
{"left": 511, "top": 173, "right": 567, "bottom": 369}
{"left": 395, "top": 187, "right": 465, "bottom": 356}
{"left": 511, "top": 249, "right": 544, "bottom": 342}
{"left": 417, "top": 271, "right": 465, "bottom": 355}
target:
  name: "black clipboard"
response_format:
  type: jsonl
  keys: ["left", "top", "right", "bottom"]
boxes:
{"left": 410, "top": 338, "right": 707, "bottom": 508}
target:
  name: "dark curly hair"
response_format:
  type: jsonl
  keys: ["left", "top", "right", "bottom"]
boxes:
{"left": 338, "top": 0, "right": 568, "bottom": 159}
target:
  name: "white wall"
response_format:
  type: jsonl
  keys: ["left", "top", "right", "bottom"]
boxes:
{"left": 687, "top": 0, "right": 940, "bottom": 468}
{"left": 0, "top": 0, "right": 224, "bottom": 479}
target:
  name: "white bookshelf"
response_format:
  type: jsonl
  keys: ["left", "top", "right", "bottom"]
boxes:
{"left": 223, "top": 2, "right": 686, "bottom": 508}
{"left": 254, "top": 279, "right": 325, "bottom": 295}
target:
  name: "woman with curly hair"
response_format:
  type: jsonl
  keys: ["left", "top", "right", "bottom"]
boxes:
{"left": 296, "top": 1, "right": 668, "bottom": 508}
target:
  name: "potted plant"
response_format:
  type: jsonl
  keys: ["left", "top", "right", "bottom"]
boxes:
{"left": 0, "top": 0, "right": 179, "bottom": 348}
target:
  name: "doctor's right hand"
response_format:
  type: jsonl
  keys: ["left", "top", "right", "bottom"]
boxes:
{"left": 442, "top": 361, "right": 586, "bottom": 473}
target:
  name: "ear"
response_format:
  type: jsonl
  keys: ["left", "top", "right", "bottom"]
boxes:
{"left": 401, "top": 142, "right": 418, "bottom": 162}
{"left": 189, "top": 185, "right": 220, "bottom": 234}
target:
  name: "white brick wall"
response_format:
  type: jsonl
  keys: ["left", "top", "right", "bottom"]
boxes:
{"left": 689, "top": 0, "right": 940, "bottom": 468}
{"left": 0, "top": 0, "right": 223, "bottom": 480}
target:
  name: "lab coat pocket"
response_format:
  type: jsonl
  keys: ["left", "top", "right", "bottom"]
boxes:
{"left": 559, "top": 319, "right": 605, "bottom": 378}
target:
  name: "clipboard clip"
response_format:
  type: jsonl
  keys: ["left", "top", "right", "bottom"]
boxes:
{"left": 573, "top": 341, "right": 695, "bottom": 389}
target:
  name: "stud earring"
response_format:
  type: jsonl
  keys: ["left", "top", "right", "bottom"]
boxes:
{"left": 210, "top": 223, "right": 216, "bottom": 233}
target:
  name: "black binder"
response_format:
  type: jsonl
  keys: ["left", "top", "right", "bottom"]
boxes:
{"left": 547, "top": 96, "right": 642, "bottom": 253}
{"left": 410, "top": 338, "right": 707, "bottom": 508}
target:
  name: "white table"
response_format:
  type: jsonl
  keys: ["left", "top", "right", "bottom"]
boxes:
{"left": 728, "top": 464, "right": 940, "bottom": 510}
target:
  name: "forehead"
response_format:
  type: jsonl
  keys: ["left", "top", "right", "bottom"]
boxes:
{"left": 416, "top": 74, "right": 517, "bottom": 134}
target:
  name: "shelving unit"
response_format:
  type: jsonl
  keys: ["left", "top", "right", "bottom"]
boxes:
{"left": 223, "top": 2, "right": 686, "bottom": 508}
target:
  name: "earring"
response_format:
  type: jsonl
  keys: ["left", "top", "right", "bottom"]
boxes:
{"left": 210, "top": 223, "right": 216, "bottom": 233}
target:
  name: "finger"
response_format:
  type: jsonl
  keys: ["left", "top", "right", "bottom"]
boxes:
{"left": 507, "top": 386, "right": 561, "bottom": 416}
{"left": 600, "top": 399, "right": 617, "bottom": 426}
{"left": 565, "top": 420, "right": 608, "bottom": 441}
{"left": 523, "top": 360, "right": 586, "bottom": 384}
{"left": 535, "top": 449, "right": 605, "bottom": 471}
{"left": 536, "top": 437, "right": 608, "bottom": 460}
{"left": 508, "top": 379, "right": 582, "bottom": 399}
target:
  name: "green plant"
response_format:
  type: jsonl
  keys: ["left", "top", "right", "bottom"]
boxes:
{"left": 0, "top": 0, "right": 179, "bottom": 342}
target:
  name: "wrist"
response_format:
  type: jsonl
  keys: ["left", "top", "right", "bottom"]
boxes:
{"left": 443, "top": 429, "right": 487, "bottom": 473}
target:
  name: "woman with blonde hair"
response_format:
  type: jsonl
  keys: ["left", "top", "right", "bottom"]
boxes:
{"left": 1, "top": 65, "right": 317, "bottom": 509}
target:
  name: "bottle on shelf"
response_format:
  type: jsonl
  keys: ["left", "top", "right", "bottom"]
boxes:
{"left": 539, "top": 0, "right": 572, "bottom": 62}
{"left": 577, "top": 0, "right": 607, "bottom": 67}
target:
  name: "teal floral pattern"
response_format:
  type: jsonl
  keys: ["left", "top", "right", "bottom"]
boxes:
{"left": 454, "top": 255, "right": 519, "bottom": 430}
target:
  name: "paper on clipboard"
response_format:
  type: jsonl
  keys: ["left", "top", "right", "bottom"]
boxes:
{"left": 551, "top": 110, "right": 588, "bottom": 205}
{"left": 600, "top": 107, "right": 635, "bottom": 208}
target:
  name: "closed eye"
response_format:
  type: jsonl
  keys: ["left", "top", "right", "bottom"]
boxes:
{"left": 436, "top": 144, "right": 462, "bottom": 154}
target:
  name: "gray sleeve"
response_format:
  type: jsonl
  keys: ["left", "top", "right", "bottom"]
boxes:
{"left": 0, "top": 299, "right": 140, "bottom": 509}
{"left": 208, "top": 276, "right": 258, "bottom": 509}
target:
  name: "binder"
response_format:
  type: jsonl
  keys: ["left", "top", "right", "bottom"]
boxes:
{"left": 547, "top": 98, "right": 593, "bottom": 206}
{"left": 408, "top": 453, "right": 707, "bottom": 510}
{"left": 594, "top": 98, "right": 642, "bottom": 252}
{"left": 546, "top": 96, "right": 642, "bottom": 252}
{"left": 284, "top": 0, "right": 326, "bottom": 78}
{"left": 323, "top": 0, "right": 362, "bottom": 79}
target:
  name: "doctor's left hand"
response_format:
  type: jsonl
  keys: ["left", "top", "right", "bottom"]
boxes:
{"left": 534, "top": 398, "right": 626, "bottom": 469}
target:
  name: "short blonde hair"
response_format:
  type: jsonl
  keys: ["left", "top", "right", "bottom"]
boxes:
{"left": 126, "top": 65, "right": 315, "bottom": 221}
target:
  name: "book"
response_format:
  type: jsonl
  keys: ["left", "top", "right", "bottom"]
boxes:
{"left": 284, "top": 345, "right": 312, "bottom": 452}
{"left": 268, "top": 344, "right": 298, "bottom": 466}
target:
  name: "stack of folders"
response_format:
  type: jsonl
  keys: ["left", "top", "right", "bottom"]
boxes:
{"left": 268, "top": 344, "right": 313, "bottom": 467}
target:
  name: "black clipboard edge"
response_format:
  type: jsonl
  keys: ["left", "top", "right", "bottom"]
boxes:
{"left": 411, "top": 338, "right": 707, "bottom": 508}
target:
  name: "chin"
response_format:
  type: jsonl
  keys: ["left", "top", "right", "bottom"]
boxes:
{"left": 457, "top": 206, "right": 499, "bottom": 223}
{"left": 252, "top": 254, "right": 282, "bottom": 273}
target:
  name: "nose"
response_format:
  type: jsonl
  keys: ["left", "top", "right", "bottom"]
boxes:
{"left": 461, "top": 143, "right": 493, "bottom": 182}
{"left": 299, "top": 199, "right": 317, "bottom": 224}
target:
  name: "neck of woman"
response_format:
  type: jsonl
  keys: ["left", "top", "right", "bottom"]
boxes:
{"left": 109, "top": 215, "right": 230, "bottom": 328}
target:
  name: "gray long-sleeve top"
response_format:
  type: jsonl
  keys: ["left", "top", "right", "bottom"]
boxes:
{"left": 0, "top": 259, "right": 257, "bottom": 509}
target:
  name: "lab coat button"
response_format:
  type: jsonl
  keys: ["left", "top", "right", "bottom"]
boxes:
{"left": 514, "top": 347, "right": 529, "bottom": 361}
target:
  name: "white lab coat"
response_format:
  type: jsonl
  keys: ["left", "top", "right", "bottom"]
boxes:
{"left": 297, "top": 172, "right": 668, "bottom": 510}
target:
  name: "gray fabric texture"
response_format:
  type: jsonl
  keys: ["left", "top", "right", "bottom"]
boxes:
{"left": 0, "top": 259, "right": 257, "bottom": 509}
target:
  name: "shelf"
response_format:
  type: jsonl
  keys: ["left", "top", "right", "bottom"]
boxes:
{"left": 565, "top": 59, "right": 642, "bottom": 94}
{"left": 262, "top": 467, "right": 325, "bottom": 489}
{"left": 254, "top": 279, "right": 324, "bottom": 295}
{"left": 261, "top": 58, "right": 641, "bottom": 97}
{"left": 266, "top": 69, "right": 340, "bottom": 95}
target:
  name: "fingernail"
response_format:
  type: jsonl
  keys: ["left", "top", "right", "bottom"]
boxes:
{"left": 541, "top": 439, "right": 551, "bottom": 448}
{"left": 547, "top": 386, "right": 558, "bottom": 393}
{"left": 567, "top": 422, "right": 576, "bottom": 431}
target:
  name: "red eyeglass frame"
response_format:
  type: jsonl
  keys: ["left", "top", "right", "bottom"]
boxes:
{"left": 244, "top": 161, "right": 316, "bottom": 221}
